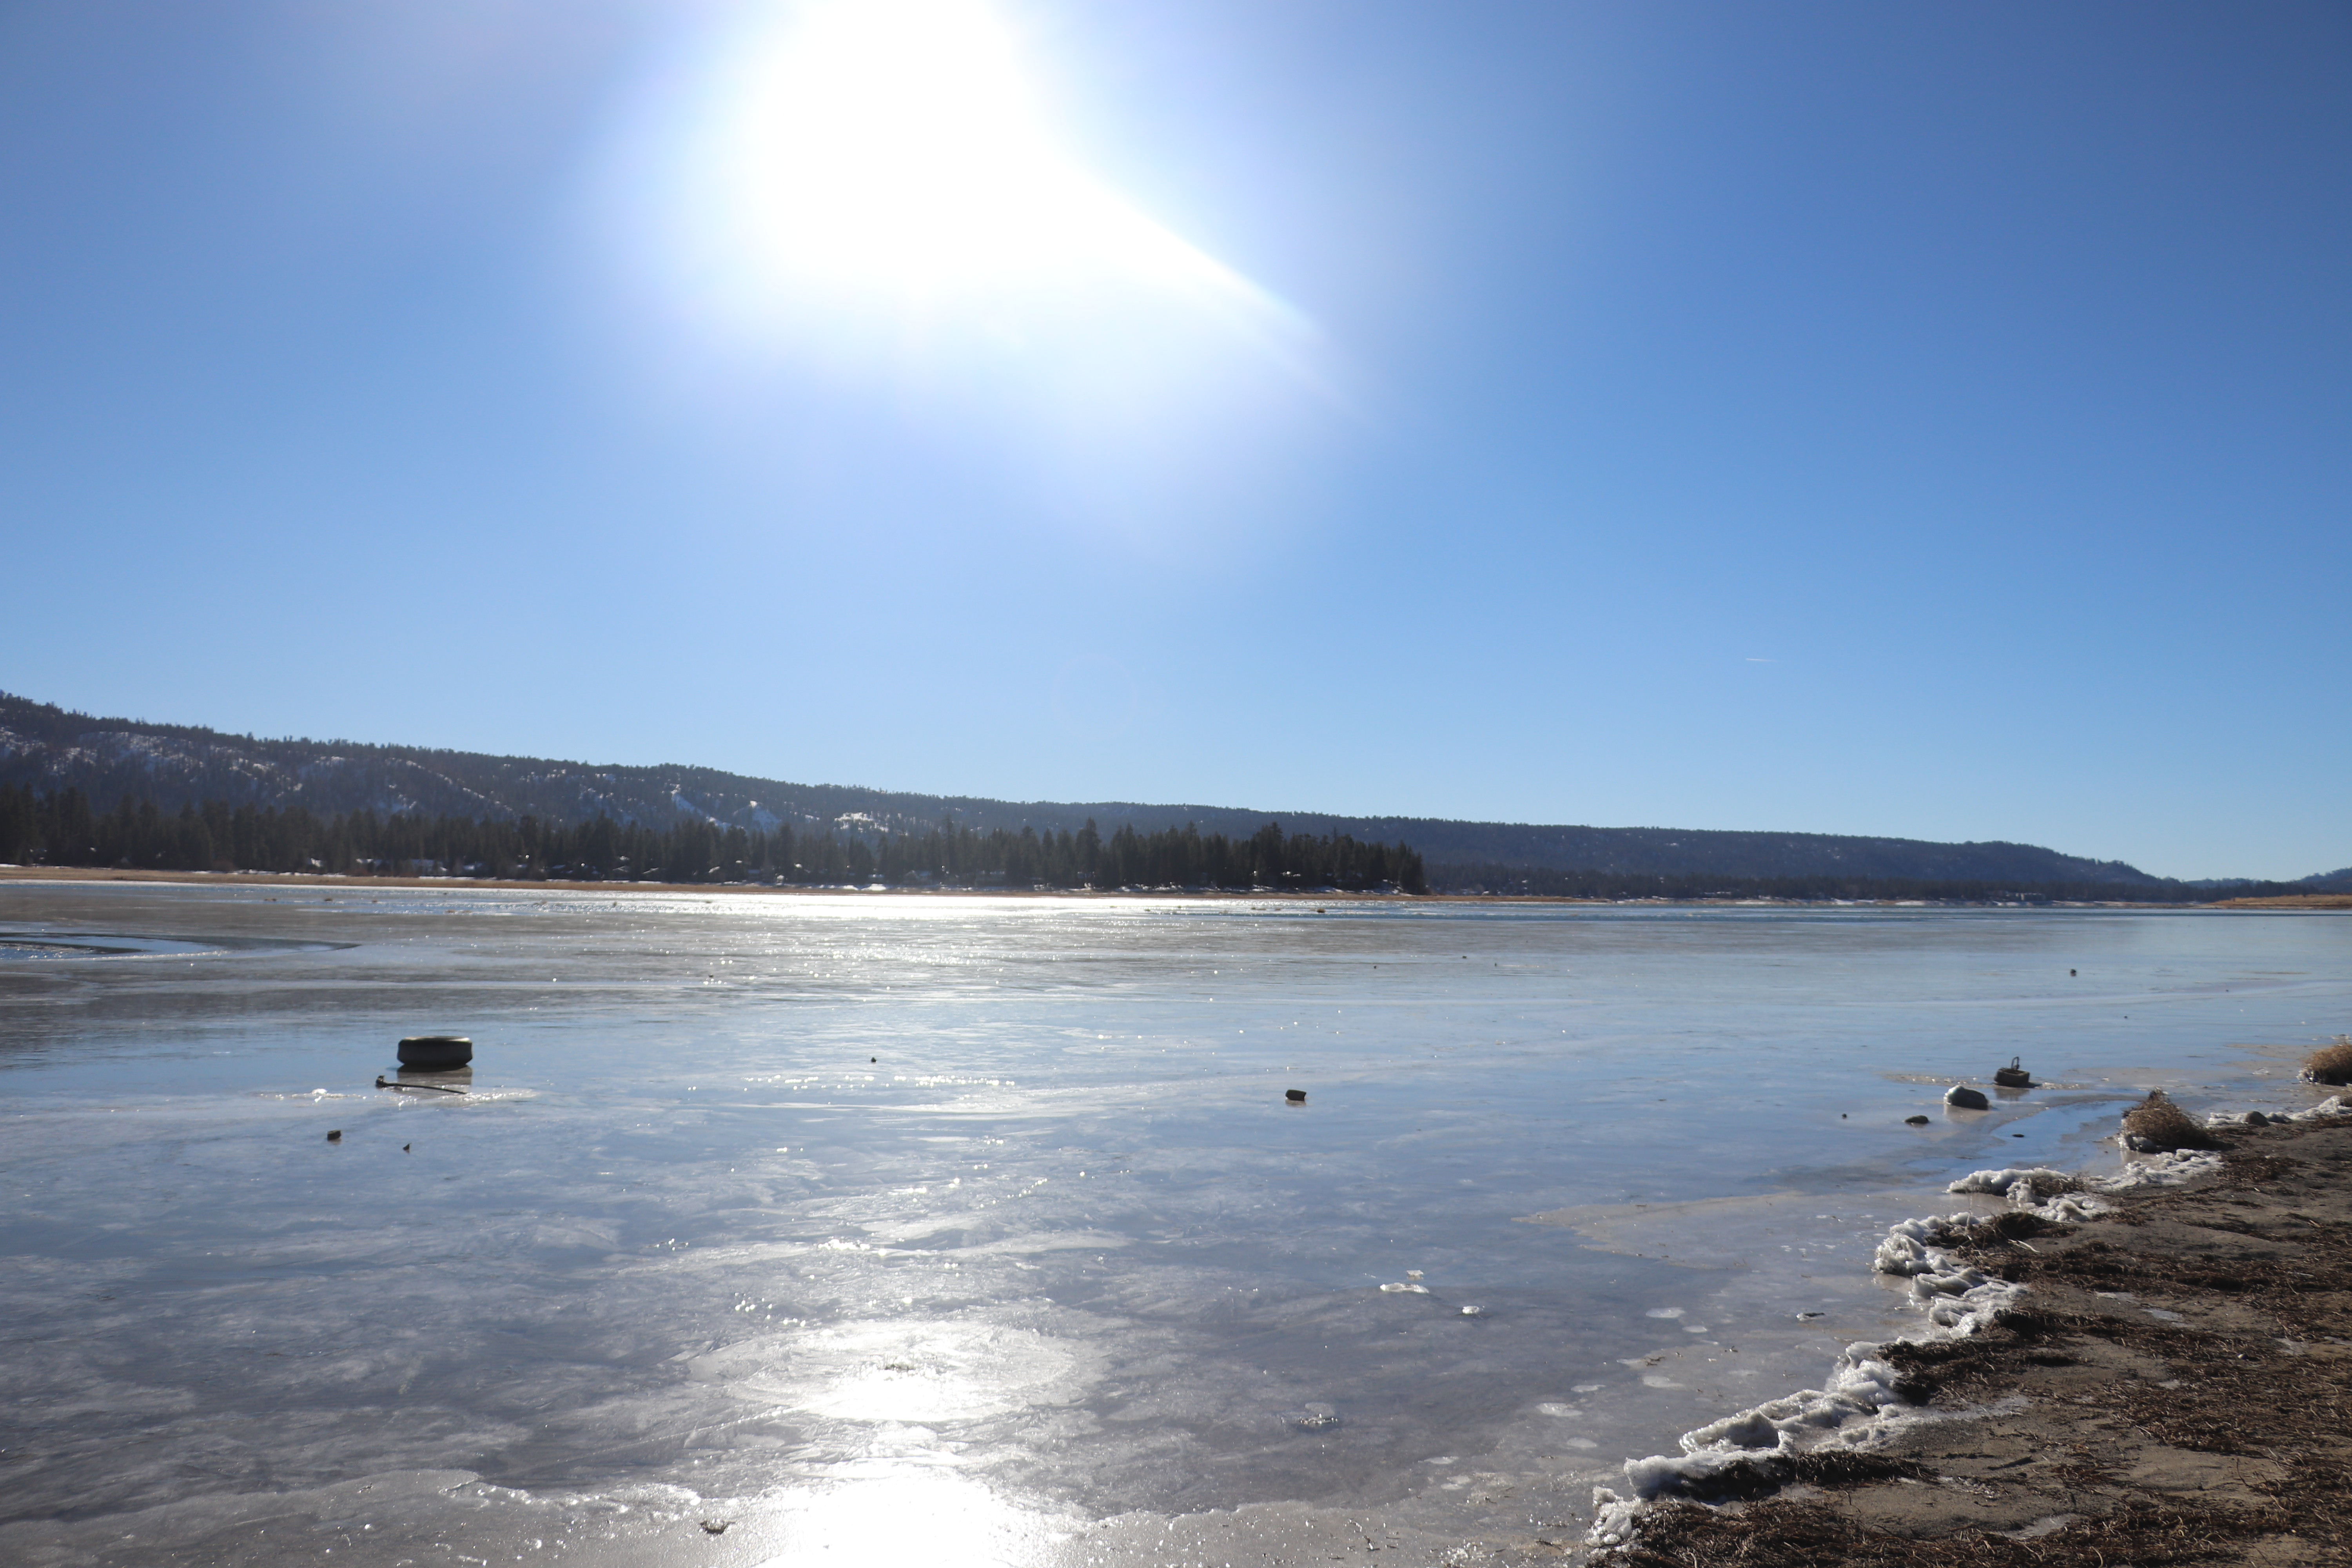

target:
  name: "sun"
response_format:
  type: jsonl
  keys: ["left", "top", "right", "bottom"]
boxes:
{"left": 744, "top": 0, "right": 1080, "bottom": 291}
{"left": 668, "top": 0, "right": 1282, "bottom": 326}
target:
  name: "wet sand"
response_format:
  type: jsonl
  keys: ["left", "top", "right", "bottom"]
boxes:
{"left": 1609, "top": 1116, "right": 2352, "bottom": 1566}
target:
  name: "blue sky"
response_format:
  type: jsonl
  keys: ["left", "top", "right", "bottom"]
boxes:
{"left": 1, "top": 1, "right": 2345, "bottom": 880}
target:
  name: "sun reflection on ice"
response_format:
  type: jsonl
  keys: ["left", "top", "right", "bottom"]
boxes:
{"left": 748, "top": 1468, "right": 1055, "bottom": 1567}
{"left": 696, "top": 1318, "right": 1093, "bottom": 1422}
{"left": 691, "top": 1316, "right": 1096, "bottom": 1564}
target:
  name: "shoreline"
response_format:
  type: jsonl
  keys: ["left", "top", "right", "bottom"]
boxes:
{"left": 1594, "top": 1111, "right": 2352, "bottom": 1566}
{"left": 2213, "top": 893, "right": 2352, "bottom": 910}
{"left": 0, "top": 865, "right": 2334, "bottom": 910}
{"left": 0, "top": 866, "right": 1421, "bottom": 897}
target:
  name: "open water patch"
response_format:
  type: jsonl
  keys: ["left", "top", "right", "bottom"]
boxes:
{"left": 0, "top": 929, "right": 352, "bottom": 961}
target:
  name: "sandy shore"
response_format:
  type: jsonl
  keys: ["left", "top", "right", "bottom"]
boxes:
{"left": 1606, "top": 1115, "right": 2352, "bottom": 1566}
{"left": 7, "top": 865, "right": 2329, "bottom": 909}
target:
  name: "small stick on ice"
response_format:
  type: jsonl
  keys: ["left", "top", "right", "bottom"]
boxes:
{"left": 376, "top": 1076, "right": 466, "bottom": 1094}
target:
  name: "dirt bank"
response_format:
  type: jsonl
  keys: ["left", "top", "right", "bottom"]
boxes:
{"left": 1608, "top": 1117, "right": 2352, "bottom": 1566}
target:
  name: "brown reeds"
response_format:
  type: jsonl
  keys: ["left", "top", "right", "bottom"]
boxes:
{"left": 2303, "top": 1036, "right": 2352, "bottom": 1087}
{"left": 2120, "top": 1089, "right": 2218, "bottom": 1152}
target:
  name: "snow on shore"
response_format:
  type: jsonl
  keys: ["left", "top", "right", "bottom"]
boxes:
{"left": 1587, "top": 1206, "right": 2022, "bottom": 1549}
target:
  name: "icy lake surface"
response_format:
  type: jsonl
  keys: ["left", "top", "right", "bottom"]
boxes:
{"left": 1, "top": 884, "right": 2346, "bottom": 1566}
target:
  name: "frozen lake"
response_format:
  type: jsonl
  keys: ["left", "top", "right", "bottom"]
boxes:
{"left": 2, "top": 883, "right": 2345, "bottom": 1566}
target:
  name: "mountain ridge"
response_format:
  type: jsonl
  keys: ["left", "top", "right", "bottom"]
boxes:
{"left": 0, "top": 690, "right": 2288, "bottom": 887}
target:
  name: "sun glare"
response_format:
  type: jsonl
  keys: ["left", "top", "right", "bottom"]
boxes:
{"left": 664, "top": 0, "right": 1296, "bottom": 338}
{"left": 749, "top": 0, "right": 1081, "bottom": 289}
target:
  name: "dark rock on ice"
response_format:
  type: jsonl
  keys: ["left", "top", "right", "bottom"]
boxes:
{"left": 1944, "top": 1085, "right": 1991, "bottom": 1111}
{"left": 396, "top": 1035, "right": 472, "bottom": 1071}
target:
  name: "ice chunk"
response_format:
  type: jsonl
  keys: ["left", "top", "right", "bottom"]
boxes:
{"left": 1948, "top": 1167, "right": 2112, "bottom": 1221}
{"left": 1588, "top": 1487, "right": 1644, "bottom": 1550}
{"left": 2096, "top": 1150, "right": 2225, "bottom": 1191}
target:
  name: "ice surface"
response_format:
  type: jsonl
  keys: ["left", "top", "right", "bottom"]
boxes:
{"left": 3, "top": 884, "right": 2346, "bottom": 1568}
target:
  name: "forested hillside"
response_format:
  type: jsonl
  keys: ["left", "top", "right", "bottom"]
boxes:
{"left": 0, "top": 783, "right": 1424, "bottom": 893}
{"left": 2, "top": 689, "right": 2308, "bottom": 889}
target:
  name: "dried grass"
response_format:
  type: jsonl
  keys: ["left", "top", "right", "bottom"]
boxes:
{"left": 1615, "top": 1493, "right": 2324, "bottom": 1568}
{"left": 2302, "top": 1038, "right": 2352, "bottom": 1087}
{"left": 2123, "top": 1089, "right": 2220, "bottom": 1152}
{"left": 1969, "top": 1209, "right": 2066, "bottom": 1245}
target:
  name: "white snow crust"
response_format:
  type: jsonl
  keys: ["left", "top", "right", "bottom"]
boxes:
{"left": 2206, "top": 1094, "right": 2347, "bottom": 1129}
{"left": 1944, "top": 1168, "right": 2111, "bottom": 1222}
{"left": 1588, "top": 1209, "right": 2024, "bottom": 1548}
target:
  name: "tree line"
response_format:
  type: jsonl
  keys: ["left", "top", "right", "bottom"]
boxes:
{"left": 15, "top": 781, "right": 2303, "bottom": 902}
{"left": 0, "top": 785, "right": 1425, "bottom": 893}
